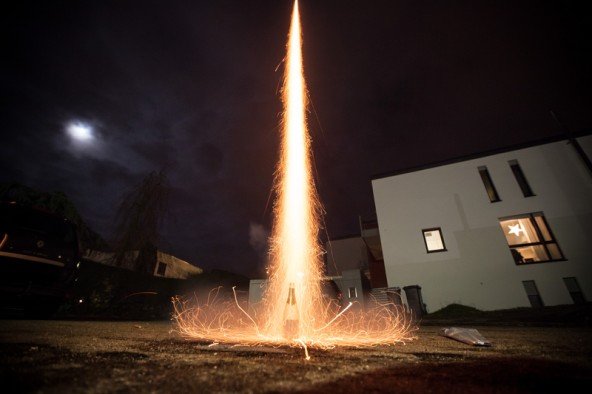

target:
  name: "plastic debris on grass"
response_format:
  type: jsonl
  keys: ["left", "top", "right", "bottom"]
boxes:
{"left": 440, "top": 327, "right": 493, "bottom": 346}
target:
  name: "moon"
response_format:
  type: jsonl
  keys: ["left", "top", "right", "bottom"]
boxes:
{"left": 66, "top": 121, "right": 95, "bottom": 142}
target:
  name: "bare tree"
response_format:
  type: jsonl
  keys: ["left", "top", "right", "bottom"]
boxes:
{"left": 111, "top": 170, "right": 170, "bottom": 275}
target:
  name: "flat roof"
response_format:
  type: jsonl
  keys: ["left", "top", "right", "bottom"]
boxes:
{"left": 371, "top": 129, "right": 591, "bottom": 180}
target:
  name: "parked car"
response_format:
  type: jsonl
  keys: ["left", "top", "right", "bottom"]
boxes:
{"left": 0, "top": 201, "right": 81, "bottom": 318}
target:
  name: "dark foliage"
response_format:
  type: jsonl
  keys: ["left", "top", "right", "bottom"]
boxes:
{"left": 55, "top": 260, "right": 250, "bottom": 321}
{"left": 0, "top": 182, "right": 109, "bottom": 251}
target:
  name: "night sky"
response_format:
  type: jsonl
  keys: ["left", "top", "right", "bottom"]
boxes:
{"left": 1, "top": 1, "right": 590, "bottom": 277}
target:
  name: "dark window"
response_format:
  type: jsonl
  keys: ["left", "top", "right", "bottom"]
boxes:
{"left": 522, "top": 280, "right": 544, "bottom": 308}
{"left": 156, "top": 262, "right": 167, "bottom": 276}
{"left": 422, "top": 228, "right": 447, "bottom": 253}
{"left": 563, "top": 277, "right": 586, "bottom": 305}
{"left": 499, "top": 212, "right": 564, "bottom": 265}
{"left": 478, "top": 166, "right": 501, "bottom": 202}
{"left": 509, "top": 160, "right": 535, "bottom": 197}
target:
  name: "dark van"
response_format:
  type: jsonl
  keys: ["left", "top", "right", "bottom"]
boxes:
{"left": 0, "top": 201, "right": 81, "bottom": 317}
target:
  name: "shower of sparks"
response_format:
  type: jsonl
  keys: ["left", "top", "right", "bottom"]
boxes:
{"left": 260, "top": 0, "right": 325, "bottom": 340}
{"left": 172, "top": 0, "right": 416, "bottom": 358}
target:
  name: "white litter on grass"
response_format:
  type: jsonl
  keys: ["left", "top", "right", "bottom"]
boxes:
{"left": 440, "top": 327, "right": 493, "bottom": 346}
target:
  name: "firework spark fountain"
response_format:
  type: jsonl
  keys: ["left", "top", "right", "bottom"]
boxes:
{"left": 173, "top": 1, "right": 416, "bottom": 358}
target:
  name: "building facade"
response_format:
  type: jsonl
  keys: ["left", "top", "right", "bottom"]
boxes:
{"left": 371, "top": 133, "right": 592, "bottom": 312}
{"left": 324, "top": 236, "right": 368, "bottom": 278}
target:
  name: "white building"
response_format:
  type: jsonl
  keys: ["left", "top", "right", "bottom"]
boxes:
{"left": 371, "top": 133, "right": 592, "bottom": 312}
{"left": 324, "top": 236, "right": 368, "bottom": 278}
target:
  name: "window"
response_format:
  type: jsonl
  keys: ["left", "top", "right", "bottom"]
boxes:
{"left": 156, "top": 261, "right": 167, "bottom": 276}
{"left": 563, "top": 277, "right": 586, "bottom": 305}
{"left": 348, "top": 287, "right": 358, "bottom": 298}
{"left": 522, "top": 280, "right": 544, "bottom": 308}
{"left": 478, "top": 166, "right": 501, "bottom": 202}
{"left": 422, "top": 228, "right": 447, "bottom": 253}
{"left": 509, "top": 160, "right": 535, "bottom": 197}
{"left": 499, "top": 212, "right": 564, "bottom": 264}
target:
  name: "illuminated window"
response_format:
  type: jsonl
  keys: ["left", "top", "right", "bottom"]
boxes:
{"left": 499, "top": 213, "right": 564, "bottom": 265}
{"left": 478, "top": 166, "right": 501, "bottom": 202}
{"left": 509, "top": 160, "right": 535, "bottom": 197}
{"left": 422, "top": 228, "right": 447, "bottom": 253}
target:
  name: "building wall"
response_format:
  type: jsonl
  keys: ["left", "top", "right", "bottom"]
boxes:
{"left": 85, "top": 249, "right": 202, "bottom": 280}
{"left": 248, "top": 269, "right": 367, "bottom": 314}
{"left": 324, "top": 237, "right": 368, "bottom": 277}
{"left": 154, "top": 250, "right": 203, "bottom": 279}
{"left": 372, "top": 136, "right": 592, "bottom": 312}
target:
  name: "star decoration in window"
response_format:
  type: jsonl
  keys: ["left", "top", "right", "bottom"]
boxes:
{"left": 508, "top": 223, "right": 525, "bottom": 236}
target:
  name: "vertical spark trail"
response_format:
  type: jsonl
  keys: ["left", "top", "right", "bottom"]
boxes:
{"left": 262, "top": 0, "right": 324, "bottom": 338}
{"left": 171, "top": 0, "right": 415, "bottom": 354}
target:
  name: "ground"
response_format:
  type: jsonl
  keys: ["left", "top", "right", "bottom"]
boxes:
{"left": 0, "top": 304, "right": 590, "bottom": 393}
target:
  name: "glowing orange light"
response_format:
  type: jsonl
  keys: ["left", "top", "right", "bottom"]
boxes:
{"left": 260, "top": 0, "right": 324, "bottom": 340}
{"left": 172, "top": 0, "right": 415, "bottom": 358}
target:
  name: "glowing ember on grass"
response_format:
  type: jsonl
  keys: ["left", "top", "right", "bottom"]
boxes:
{"left": 173, "top": 1, "right": 416, "bottom": 358}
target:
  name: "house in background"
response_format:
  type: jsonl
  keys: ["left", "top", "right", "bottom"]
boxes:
{"left": 370, "top": 132, "right": 592, "bottom": 312}
{"left": 321, "top": 217, "right": 395, "bottom": 312}
{"left": 84, "top": 249, "right": 202, "bottom": 279}
{"left": 249, "top": 223, "right": 388, "bottom": 314}
{"left": 324, "top": 235, "right": 368, "bottom": 278}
